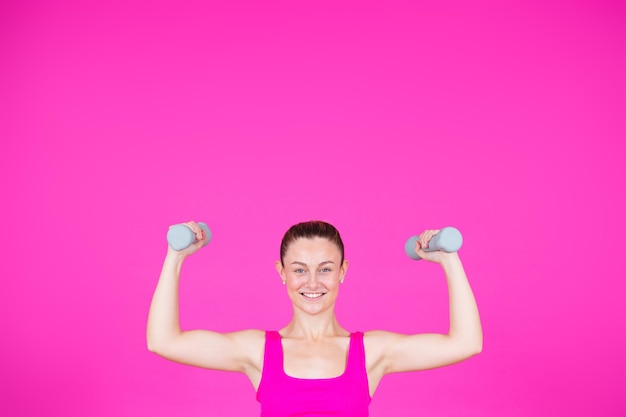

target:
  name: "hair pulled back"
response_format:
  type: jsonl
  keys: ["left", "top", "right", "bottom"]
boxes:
{"left": 280, "top": 221, "right": 344, "bottom": 266}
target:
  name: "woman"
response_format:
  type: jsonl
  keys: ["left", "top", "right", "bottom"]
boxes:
{"left": 147, "top": 220, "right": 482, "bottom": 416}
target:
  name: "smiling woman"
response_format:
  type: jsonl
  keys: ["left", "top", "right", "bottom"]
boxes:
{"left": 276, "top": 223, "right": 348, "bottom": 317}
{"left": 146, "top": 220, "right": 482, "bottom": 417}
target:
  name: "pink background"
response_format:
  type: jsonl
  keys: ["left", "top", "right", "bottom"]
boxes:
{"left": 2, "top": 1, "right": 625, "bottom": 416}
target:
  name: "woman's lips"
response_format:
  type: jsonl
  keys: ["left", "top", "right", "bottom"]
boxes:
{"left": 300, "top": 292, "right": 325, "bottom": 300}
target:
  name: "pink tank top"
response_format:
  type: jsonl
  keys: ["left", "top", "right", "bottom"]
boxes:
{"left": 256, "top": 331, "right": 371, "bottom": 417}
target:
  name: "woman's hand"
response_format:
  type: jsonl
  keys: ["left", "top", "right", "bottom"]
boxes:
{"left": 413, "top": 229, "right": 458, "bottom": 264}
{"left": 166, "top": 221, "right": 208, "bottom": 259}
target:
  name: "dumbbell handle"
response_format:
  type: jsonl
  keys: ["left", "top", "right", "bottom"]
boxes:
{"left": 167, "top": 222, "right": 212, "bottom": 251}
{"left": 405, "top": 227, "right": 463, "bottom": 260}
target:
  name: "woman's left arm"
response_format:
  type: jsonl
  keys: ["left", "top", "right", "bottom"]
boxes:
{"left": 371, "top": 230, "right": 483, "bottom": 375}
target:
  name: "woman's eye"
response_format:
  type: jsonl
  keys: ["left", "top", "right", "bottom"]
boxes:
{"left": 321, "top": 267, "right": 331, "bottom": 273}
{"left": 295, "top": 268, "right": 305, "bottom": 273}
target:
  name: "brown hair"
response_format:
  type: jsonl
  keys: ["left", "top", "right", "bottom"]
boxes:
{"left": 280, "top": 220, "right": 344, "bottom": 266}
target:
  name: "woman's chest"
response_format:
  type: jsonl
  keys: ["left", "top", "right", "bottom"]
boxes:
{"left": 281, "top": 337, "right": 350, "bottom": 379}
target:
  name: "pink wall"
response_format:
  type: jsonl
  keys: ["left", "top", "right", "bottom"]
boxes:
{"left": 2, "top": 1, "right": 624, "bottom": 416}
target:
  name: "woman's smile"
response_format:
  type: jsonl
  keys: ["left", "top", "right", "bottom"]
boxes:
{"left": 300, "top": 291, "right": 326, "bottom": 300}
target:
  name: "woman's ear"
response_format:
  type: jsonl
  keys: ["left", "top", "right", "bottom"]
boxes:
{"left": 340, "top": 260, "right": 349, "bottom": 282}
{"left": 275, "top": 261, "right": 286, "bottom": 283}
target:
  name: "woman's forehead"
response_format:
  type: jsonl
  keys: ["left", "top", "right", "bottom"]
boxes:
{"left": 284, "top": 237, "right": 342, "bottom": 260}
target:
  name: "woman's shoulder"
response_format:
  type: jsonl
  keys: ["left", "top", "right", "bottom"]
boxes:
{"left": 363, "top": 330, "right": 405, "bottom": 353}
{"left": 227, "top": 329, "right": 267, "bottom": 352}
{"left": 230, "top": 328, "right": 268, "bottom": 340}
{"left": 227, "top": 329, "right": 268, "bottom": 373}
{"left": 364, "top": 329, "right": 403, "bottom": 340}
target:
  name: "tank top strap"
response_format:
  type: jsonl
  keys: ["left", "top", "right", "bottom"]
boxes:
{"left": 263, "top": 330, "right": 282, "bottom": 374}
{"left": 257, "top": 330, "right": 280, "bottom": 403}
{"left": 346, "top": 331, "right": 366, "bottom": 376}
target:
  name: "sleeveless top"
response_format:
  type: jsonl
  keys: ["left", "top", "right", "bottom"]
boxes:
{"left": 256, "top": 331, "right": 371, "bottom": 417}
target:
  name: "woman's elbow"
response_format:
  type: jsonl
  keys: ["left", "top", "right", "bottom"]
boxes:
{"left": 468, "top": 337, "right": 483, "bottom": 357}
{"left": 147, "top": 338, "right": 160, "bottom": 354}
{"left": 457, "top": 335, "right": 482, "bottom": 359}
{"left": 146, "top": 335, "right": 168, "bottom": 355}
{"left": 147, "top": 340, "right": 158, "bottom": 353}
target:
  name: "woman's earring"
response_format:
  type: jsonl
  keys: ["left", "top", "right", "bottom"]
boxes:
{"left": 282, "top": 280, "right": 286, "bottom": 285}
{"left": 339, "top": 279, "right": 344, "bottom": 284}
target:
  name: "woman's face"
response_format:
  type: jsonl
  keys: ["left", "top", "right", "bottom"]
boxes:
{"left": 276, "top": 237, "right": 348, "bottom": 315}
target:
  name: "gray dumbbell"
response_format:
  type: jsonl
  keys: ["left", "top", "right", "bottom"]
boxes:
{"left": 405, "top": 227, "right": 463, "bottom": 260}
{"left": 167, "top": 222, "right": 212, "bottom": 251}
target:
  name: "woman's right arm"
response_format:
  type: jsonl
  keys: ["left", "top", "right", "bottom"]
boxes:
{"left": 146, "top": 222, "right": 264, "bottom": 376}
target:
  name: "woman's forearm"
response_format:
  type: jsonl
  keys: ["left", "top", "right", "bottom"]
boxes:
{"left": 441, "top": 254, "right": 483, "bottom": 353}
{"left": 146, "top": 253, "right": 186, "bottom": 352}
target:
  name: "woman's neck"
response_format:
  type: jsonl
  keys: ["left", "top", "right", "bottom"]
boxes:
{"left": 281, "top": 310, "right": 348, "bottom": 340}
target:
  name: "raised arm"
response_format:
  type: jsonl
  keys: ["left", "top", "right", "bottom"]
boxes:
{"left": 367, "top": 229, "right": 482, "bottom": 378}
{"left": 146, "top": 222, "right": 264, "bottom": 381}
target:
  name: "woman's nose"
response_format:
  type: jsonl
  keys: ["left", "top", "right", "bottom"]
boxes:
{"left": 306, "top": 273, "right": 319, "bottom": 286}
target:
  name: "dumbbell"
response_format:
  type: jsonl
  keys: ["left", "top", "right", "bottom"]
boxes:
{"left": 167, "top": 222, "right": 212, "bottom": 251}
{"left": 405, "top": 227, "right": 463, "bottom": 260}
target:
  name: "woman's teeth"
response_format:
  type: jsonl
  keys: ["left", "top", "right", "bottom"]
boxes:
{"left": 302, "top": 293, "right": 324, "bottom": 299}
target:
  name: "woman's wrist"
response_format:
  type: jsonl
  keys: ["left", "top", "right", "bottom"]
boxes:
{"left": 163, "top": 250, "right": 187, "bottom": 273}
{"left": 439, "top": 252, "right": 462, "bottom": 271}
